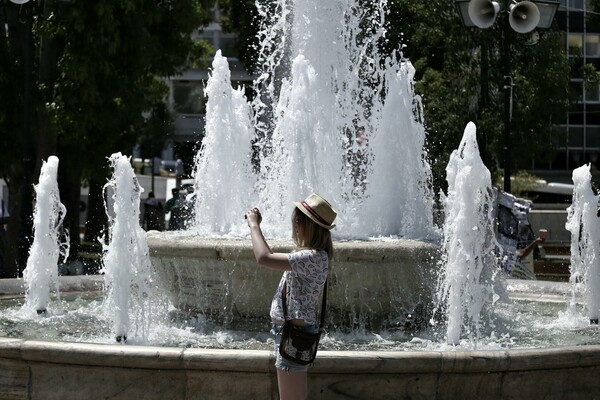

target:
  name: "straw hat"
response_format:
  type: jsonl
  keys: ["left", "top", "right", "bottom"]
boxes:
{"left": 293, "top": 193, "right": 337, "bottom": 230}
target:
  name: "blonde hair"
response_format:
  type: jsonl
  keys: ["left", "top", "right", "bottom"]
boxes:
{"left": 291, "top": 207, "right": 334, "bottom": 263}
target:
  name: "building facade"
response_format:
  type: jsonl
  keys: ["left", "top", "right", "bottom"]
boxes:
{"left": 163, "top": 6, "right": 254, "bottom": 176}
{"left": 539, "top": 0, "right": 600, "bottom": 182}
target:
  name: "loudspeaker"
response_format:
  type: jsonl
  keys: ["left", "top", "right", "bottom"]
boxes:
{"left": 468, "top": 0, "right": 501, "bottom": 29}
{"left": 509, "top": 1, "right": 540, "bottom": 34}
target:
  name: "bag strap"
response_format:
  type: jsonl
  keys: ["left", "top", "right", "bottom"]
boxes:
{"left": 282, "top": 277, "right": 328, "bottom": 333}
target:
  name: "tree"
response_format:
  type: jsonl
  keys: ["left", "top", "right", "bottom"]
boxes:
{"left": 385, "top": 0, "right": 571, "bottom": 194}
{"left": 218, "top": 0, "right": 260, "bottom": 72}
{"left": 0, "top": 0, "right": 214, "bottom": 277}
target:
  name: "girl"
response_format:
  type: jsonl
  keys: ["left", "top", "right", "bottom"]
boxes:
{"left": 245, "top": 193, "right": 336, "bottom": 400}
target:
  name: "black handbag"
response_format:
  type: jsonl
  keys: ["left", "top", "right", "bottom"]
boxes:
{"left": 279, "top": 279, "right": 327, "bottom": 365}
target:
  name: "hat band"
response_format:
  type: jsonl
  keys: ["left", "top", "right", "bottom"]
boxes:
{"left": 300, "top": 200, "right": 330, "bottom": 227}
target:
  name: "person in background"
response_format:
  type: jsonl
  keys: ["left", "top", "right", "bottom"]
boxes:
{"left": 143, "top": 192, "right": 165, "bottom": 231}
{"left": 510, "top": 229, "right": 548, "bottom": 280}
{"left": 164, "top": 188, "right": 186, "bottom": 230}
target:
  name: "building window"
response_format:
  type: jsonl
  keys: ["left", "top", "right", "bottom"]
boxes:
{"left": 570, "top": 80, "right": 584, "bottom": 102}
{"left": 568, "top": 126, "right": 585, "bottom": 147}
{"left": 552, "top": 150, "right": 567, "bottom": 169}
{"left": 585, "top": 83, "right": 600, "bottom": 103}
{"left": 586, "top": 34, "right": 600, "bottom": 57}
{"left": 587, "top": 126, "right": 600, "bottom": 148}
{"left": 173, "top": 82, "right": 206, "bottom": 115}
{"left": 568, "top": 33, "right": 583, "bottom": 56}
{"left": 570, "top": 0, "right": 585, "bottom": 9}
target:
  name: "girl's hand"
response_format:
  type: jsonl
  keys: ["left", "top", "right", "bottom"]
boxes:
{"left": 245, "top": 208, "right": 262, "bottom": 226}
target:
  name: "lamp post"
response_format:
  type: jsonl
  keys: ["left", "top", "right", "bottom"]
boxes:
{"left": 454, "top": 0, "right": 559, "bottom": 193}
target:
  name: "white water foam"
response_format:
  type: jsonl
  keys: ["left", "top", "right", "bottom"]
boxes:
{"left": 22, "top": 156, "right": 69, "bottom": 315}
{"left": 101, "top": 153, "right": 166, "bottom": 341}
{"left": 435, "top": 122, "right": 501, "bottom": 346}
{"left": 190, "top": 0, "right": 435, "bottom": 240}
{"left": 566, "top": 164, "right": 600, "bottom": 322}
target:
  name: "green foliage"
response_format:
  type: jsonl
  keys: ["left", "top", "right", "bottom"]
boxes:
{"left": 218, "top": 0, "right": 260, "bottom": 72}
{"left": 45, "top": 0, "right": 214, "bottom": 180}
{"left": 0, "top": 0, "right": 215, "bottom": 273}
{"left": 494, "top": 170, "right": 544, "bottom": 199}
{"left": 0, "top": 0, "right": 215, "bottom": 183}
{"left": 0, "top": 4, "right": 27, "bottom": 177}
{"left": 189, "top": 38, "right": 216, "bottom": 70}
{"left": 386, "top": 0, "right": 571, "bottom": 194}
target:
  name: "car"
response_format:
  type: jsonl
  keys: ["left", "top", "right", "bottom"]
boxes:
{"left": 160, "top": 160, "right": 178, "bottom": 175}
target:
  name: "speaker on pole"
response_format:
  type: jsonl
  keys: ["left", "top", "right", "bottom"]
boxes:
{"left": 508, "top": 1, "right": 540, "bottom": 33}
{"left": 468, "top": 0, "right": 501, "bottom": 28}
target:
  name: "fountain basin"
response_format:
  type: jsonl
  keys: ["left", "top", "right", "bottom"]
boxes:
{"left": 2, "top": 274, "right": 600, "bottom": 398}
{"left": 147, "top": 233, "right": 441, "bottom": 327}
{"left": 2, "top": 336, "right": 600, "bottom": 399}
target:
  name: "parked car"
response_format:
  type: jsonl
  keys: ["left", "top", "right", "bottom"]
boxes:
{"left": 160, "top": 160, "right": 178, "bottom": 176}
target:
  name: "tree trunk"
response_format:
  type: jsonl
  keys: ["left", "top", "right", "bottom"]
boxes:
{"left": 3, "top": 168, "right": 29, "bottom": 279}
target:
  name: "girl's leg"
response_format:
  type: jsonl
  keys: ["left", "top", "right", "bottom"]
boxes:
{"left": 277, "top": 370, "right": 308, "bottom": 400}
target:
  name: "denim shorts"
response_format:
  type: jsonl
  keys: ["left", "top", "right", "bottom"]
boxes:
{"left": 271, "top": 323, "right": 319, "bottom": 372}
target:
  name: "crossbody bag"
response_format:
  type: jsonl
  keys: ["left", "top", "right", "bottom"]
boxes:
{"left": 279, "top": 278, "right": 327, "bottom": 365}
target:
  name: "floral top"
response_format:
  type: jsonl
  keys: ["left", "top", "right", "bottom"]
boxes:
{"left": 270, "top": 249, "right": 329, "bottom": 325}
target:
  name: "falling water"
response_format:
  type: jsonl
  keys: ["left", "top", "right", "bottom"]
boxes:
{"left": 22, "top": 156, "right": 69, "bottom": 314}
{"left": 565, "top": 164, "right": 600, "bottom": 323}
{"left": 436, "top": 123, "right": 500, "bottom": 345}
{"left": 101, "top": 153, "right": 164, "bottom": 342}
{"left": 192, "top": 0, "right": 434, "bottom": 239}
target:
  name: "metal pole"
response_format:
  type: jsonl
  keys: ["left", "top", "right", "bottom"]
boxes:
{"left": 502, "top": 1, "right": 512, "bottom": 194}
{"left": 151, "top": 156, "right": 155, "bottom": 194}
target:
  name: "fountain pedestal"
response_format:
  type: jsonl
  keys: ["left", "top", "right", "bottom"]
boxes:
{"left": 147, "top": 233, "right": 440, "bottom": 328}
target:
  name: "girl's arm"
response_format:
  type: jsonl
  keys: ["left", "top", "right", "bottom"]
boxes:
{"left": 246, "top": 208, "right": 291, "bottom": 271}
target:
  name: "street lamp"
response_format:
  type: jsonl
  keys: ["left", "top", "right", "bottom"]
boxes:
{"left": 454, "top": 0, "right": 559, "bottom": 193}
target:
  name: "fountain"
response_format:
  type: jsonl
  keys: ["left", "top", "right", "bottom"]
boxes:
{"left": 152, "top": 0, "right": 439, "bottom": 330}
{"left": 434, "top": 122, "right": 502, "bottom": 346}
{"left": 2, "top": 0, "right": 600, "bottom": 398}
{"left": 100, "top": 153, "right": 166, "bottom": 342}
{"left": 566, "top": 164, "right": 600, "bottom": 324}
{"left": 22, "top": 156, "right": 69, "bottom": 315}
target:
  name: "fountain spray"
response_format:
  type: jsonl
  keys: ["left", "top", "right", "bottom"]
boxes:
{"left": 190, "top": 0, "right": 435, "bottom": 240}
{"left": 192, "top": 50, "right": 256, "bottom": 236}
{"left": 566, "top": 164, "right": 600, "bottom": 324}
{"left": 23, "top": 156, "right": 69, "bottom": 315}
{"left": 436, "top": 122, "right": 499, "bottom": 346}
{"left": 101, "top": 153, "right": 162, "bottom": 342}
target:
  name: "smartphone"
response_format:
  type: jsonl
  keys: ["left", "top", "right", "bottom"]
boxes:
{"left": 538, "top": 229, "right": 548, "bottom": 239}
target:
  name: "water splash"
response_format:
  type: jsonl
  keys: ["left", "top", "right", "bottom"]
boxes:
{"left": 192, "top": 50, "right": 256, "bottom": 236}
{"left": 22, "top": 156, "right": 69, "bottom": 315}
{"left": 101, "top": 153, "right": 165, "bottom": 342}
{"left": 435, "top": 122, "right": 500, "bottom": 346}
{"left": 191, "top": 0, "right": 435, "bottom": 240}
{"left": 565, "top": 164, "right": 600, "bottom": 323}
